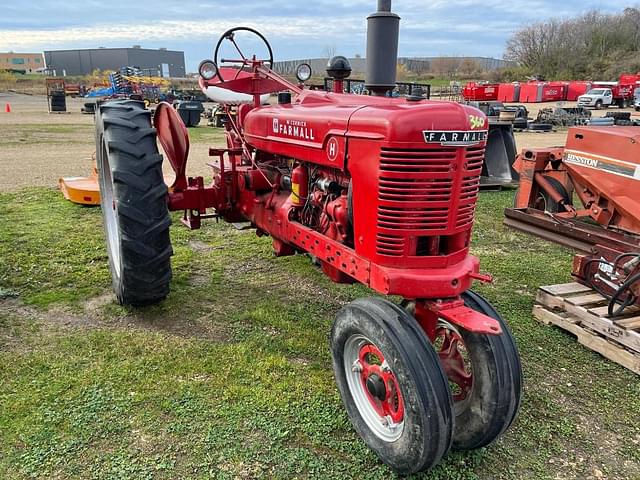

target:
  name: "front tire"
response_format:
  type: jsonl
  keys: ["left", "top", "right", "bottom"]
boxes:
{"left": 96, "top": 100, "right": 173, "bottom": 306}
{"left": 444, "top": 291, "right": 523, "bottom": 450}
{"left": 330, "top": 298, "right": 453, "bottom": 474}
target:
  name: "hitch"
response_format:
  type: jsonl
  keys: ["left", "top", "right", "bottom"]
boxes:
{"left": 167, "top": 176, "right": 219, "bottom": 229}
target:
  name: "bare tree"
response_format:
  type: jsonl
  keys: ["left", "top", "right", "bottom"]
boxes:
{"left": 322, "top": 45, "right": 337, "bottom": 59}
{"left": 459, "top": 58, "right": 481, "bottom": 77}
{"left": 505, "top": 8, "right": 640, "bottom": 79}
{"left": 430, "top": 57, "right": 461, "bottom": 78}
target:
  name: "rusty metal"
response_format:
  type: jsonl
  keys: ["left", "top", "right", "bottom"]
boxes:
{"left": 506, "top": 127, "right": 640, "bottom": 314}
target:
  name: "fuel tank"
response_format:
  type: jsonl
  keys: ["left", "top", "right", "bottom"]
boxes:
{"left": 564, "top": 126, "right": 640, "bottom": 234}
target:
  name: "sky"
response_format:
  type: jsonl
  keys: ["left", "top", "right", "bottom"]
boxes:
{"left": 0, "top": 0, "right": 624, "bottom": 72}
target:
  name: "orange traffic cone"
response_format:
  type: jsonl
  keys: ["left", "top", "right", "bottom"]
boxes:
{"left": 4, "top": 103, "right": 10, "bottom": 113}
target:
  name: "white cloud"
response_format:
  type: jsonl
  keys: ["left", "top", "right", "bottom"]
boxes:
{"left": 0, "top": 17, "right": 363, "bottom": 51}
{"left": 0, "top": 0, "right": 625, "bottom": 64}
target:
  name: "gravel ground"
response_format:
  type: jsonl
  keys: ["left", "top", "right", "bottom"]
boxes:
{"left": 0, "top": 92, "right": 217, "bottom": 192}
{"left": 1, "top": 91, "right": 638, "bottom": 192}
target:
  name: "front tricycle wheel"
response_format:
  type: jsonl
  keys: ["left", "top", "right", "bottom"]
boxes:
{"left": 406, "top": 291, "right": 522, "bottom": 451}
{"left": 330, "top": 298, "right": 453, "bottom": 474}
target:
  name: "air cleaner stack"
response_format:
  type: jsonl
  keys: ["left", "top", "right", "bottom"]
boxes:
{"left": 365, "top": 0, "right": 400, "bottom": 96}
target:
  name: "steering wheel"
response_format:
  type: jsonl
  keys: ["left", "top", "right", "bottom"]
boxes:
{"left": 213, "top": 27, "right": 274, "bottom": 83}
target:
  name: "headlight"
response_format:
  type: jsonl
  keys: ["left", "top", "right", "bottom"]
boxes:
{"left": 295, "top": 63, "right": 312, "bottom": 82}
{"left": 198, "top": 60, "right": 218, "bottom": 80}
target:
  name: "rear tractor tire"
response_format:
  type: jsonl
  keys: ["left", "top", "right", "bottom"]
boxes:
{"left": 330, "top": 298, "right": 453, "bottom": 474}
{"left": 96, "top": 100, "right": 173, "bottom": 306}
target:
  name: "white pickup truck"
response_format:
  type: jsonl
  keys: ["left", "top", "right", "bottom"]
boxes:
{"left": 635, "top": 88, "right": 640, "bottom": 111}
{"left": 577, "top": 88, "right": 614, "bottom": 109}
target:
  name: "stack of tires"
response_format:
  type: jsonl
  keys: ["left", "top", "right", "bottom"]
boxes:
{"left": 605, "top": 112, "right": 633, "bottom": 126}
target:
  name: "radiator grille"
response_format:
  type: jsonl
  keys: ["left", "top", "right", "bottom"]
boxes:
{"left": 465, "top": 146, "right": 485, "bottom": 172}
{"left": 375, "top": 233, "right": 405, "bottom": 256}
{"left": 375, "top": 146, "right": 484, "bottom": 256}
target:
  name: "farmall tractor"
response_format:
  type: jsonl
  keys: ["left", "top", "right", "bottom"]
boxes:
{"left": 95, "top": 1, "right": 521, "bottom": 474}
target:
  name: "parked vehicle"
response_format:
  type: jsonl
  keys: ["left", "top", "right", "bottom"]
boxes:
{"left": 578, "top": 88, "right": 614, "bottom": 109}
{"left": 578, "top": 84, "right": 634, "bottom": 109}
{"left": 634, "top": 88, "right": 640, "bottom": 112}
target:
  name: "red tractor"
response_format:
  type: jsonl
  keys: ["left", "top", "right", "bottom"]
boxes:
{"left": 95, "top": 3, "right": 521, "bottom": 474}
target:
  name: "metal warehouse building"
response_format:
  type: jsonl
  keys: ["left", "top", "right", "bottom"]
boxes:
{"left": 44, "top": 47, "right": 186, "bottom": 77}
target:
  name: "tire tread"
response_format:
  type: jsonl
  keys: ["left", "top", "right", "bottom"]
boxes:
{"left": 96, "top": 100, "right": 172, "bottom": 306}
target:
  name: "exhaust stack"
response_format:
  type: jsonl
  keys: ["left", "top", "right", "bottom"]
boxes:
{"left": 365, "top": 0, "right": 400, "bottom": 96}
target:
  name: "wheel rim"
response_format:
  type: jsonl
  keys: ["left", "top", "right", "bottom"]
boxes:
{"left": 434, "top": 320, "right": 473, "bottom": 402}
{"left": 343, "top": 334, "right": 405, "bottom": 442}
{"left": 98, "top": 138, "right": 121, "bottom": 277}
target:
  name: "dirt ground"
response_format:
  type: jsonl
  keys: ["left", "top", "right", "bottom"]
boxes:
{"left": 1, "top": 91, "right": 639, "bottom": 192}
{"left": 0, "top": 92, "right": 216, "bottom": 192}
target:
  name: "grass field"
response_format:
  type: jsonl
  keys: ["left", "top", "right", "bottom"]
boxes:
{"left": 1, "top": 186, "right": 639, "bottom": 479}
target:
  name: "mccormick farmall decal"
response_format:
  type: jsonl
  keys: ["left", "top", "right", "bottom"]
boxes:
{"left": 272, "top": 117, "right": 316, "bottom": 141}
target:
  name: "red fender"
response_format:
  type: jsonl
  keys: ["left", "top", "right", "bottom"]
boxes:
{"left": 154, "top": 102, "right": 190, "bottom": 191}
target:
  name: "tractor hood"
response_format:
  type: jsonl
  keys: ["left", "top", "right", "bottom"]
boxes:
{"left": 242, "top": 90, "right": 487, "bottom": 169}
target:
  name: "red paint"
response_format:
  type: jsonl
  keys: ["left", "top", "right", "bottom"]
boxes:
{"left": 519, "top": 81, "right": 567, "bottom": 103}
{"left": 592, "top": 82, "right": 635, "bottom": 102}
{"left": 566, "top": 81, "right": 592, "bottom": 101}
{"left": 462, "top": 82, "right": 499, "bottom": 101}
{"left": 435, "top": 326, "right": 473, "bottom": 401}
{"left": 154, "top": 102, "right": 190, "bottom": 190}
{"left": 497, "top": 83, "right": 520, "bottom": 102}
{"left": 290, "top": 164, "right": 308, "bottom": 206}
{"left": 619, "top": 73, "right": 640, "bottom": 85}
{"left": 358, "top": 343, "right": 404, "bottom": 423}
{"left": 564, "top": 126, "right": 640, "bottom": 234}
{"left": 545, "top": 82, "right": 568, "bottom": 101}
{"left": 511, "top": 127, "right": 640, "bottom": 305}
{"left": 157, "top": 58, "right": 501, "bottom": 336}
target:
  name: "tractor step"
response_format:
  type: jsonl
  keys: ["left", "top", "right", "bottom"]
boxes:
{"left": 533, "top": 282, "right": 640, "bottom": 375}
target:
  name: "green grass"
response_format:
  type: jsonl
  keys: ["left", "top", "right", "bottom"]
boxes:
{"left": 0, "top": 188, "right": 639, "bottom": 479}
{"left": 185, "top": 125, "right": 228, "bottom": 144}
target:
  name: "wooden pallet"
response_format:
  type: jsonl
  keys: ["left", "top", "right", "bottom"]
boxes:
{"left": 533, "top": 282, "right": 640, "bottom": 375}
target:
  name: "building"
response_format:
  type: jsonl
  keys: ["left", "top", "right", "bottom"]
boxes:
{"left": 43, "top": 47, "right": 186, "bottom": 78}
{"left": 0, "top": 52, "right": 45, "bottom": 73}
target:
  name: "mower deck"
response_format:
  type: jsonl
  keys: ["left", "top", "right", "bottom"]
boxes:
{"left": 59, "top": 168, "right": 175, "bottom": 206}
{"left": 59, "top": 171, "right": 100, "bottom": 206}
